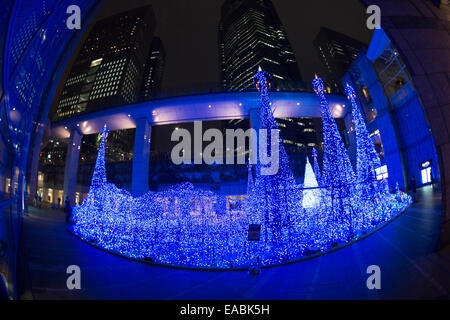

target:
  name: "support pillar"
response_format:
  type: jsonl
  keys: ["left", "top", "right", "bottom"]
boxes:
{"left": 132, "top": 118, "right": 151, "bottom": 197}
{"left": 17, "top": 172, "right": 26, "bottom": 214}
{"left": 63, "top": 128, "right": 82, "bottom": 206}
{"left": 52, "top": 188, "right": 58, "bottom": 205}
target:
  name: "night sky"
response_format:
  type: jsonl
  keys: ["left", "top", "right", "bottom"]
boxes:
{"left": 95, "top": 0, "right": 373, "bottom": 89}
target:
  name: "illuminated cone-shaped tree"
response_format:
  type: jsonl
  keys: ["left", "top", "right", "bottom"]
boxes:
{"left": 82, "top": 124, "right": 109, "bottom": 216}
{"left": 346, "top": 84, "right": 380, "bottom": 185}
{"left": 245, "top": 164, "right": 259, "bottom": 224}
{"left": 86, "top": 125, "right": 111, "bottom": 218}
{"left": 313, "top": 75, "right": 357, "bottom": 243}
{"left": 346, "top": 83, "right": 389, "bottom": 226}
{"left": 307, "top": 148, "right": 327, "bottom": 248}
{"left": 302, "top": 155, "right": 320, "bottom": 208}
{"left": 252, "top": 67, "right": 300, "bottom": 262}
{"left": 90, "top": 124, "right": 109, "bottom": 190}
{"left": 245, "top": 163, "right": 261, "bottom": 266}
{"left": 73, "top": 125, "right": 115, "bottom": 242}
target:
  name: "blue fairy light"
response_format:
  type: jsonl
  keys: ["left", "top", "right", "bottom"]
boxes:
{"left": 71, "top": 72, "right": 412, "bottom": 269}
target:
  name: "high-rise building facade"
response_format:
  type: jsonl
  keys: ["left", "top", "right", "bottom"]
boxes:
{"left": 141, "top": 37, "right": 165, "bottom": 99}
{"left": 53, "top": 6, "right": 156, "bottom": 121}
{"left": 313, "top": 27, "right": 365, "bottom": 94}
{"left": 218, "top": 0, "right": 302, "bottom": 91}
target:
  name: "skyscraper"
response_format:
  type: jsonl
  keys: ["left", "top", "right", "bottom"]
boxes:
{"left": 141, "top": 37, "right": 165, "bottom": 99}
{"left": 313, "top": 27, "right": 365, "bottom": 94}
{"left": 53, "top": 5, "right": 156, "bottom": 121}
{"left": 218, "top": 0, "right": 302, "bottom": 91}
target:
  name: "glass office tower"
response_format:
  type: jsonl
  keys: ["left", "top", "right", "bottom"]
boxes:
{"left": 313, "top": 27, "right": 365, "bottom": 94}
{"left": 53, "top": 5, "right": 156, "bottom": 120}
{"left": 218, "top": 0, "right": 303, "bottom": 91}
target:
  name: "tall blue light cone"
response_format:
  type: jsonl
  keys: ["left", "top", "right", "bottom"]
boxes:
{"left": 313, "top": 75, "right": 356, "bottom": 241}
{"left": 90, "top": 125, "right": 109, "bottom": 190}
{"left": 252, "top": 67, "right": 301, "bottom": 258}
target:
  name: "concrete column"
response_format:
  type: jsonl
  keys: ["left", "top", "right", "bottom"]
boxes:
{"left": 52, "top": 188, "right": 58, "bottom": 205}
{"left": 17, "top": 172, "right": 26, "bottom": 214}
{"left": 132, "top": 118, "right": 151, "bottom": 197}
{"left": 63, "top": 128, "right": 82, "bottom": 206}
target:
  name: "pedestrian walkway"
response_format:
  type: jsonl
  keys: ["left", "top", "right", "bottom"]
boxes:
{"left": 18, "top": 186, "right": 450, "bottom": 299}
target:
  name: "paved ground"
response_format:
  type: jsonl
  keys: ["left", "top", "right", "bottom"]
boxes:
{"left": 18, "top": 186, "right": 450, "bottom": 299}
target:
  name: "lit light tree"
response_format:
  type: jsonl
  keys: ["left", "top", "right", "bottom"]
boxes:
{"left": 346, "top": 84, "right": 381, "bottom": 186}
{"left": 302, "top": 155, "right": 320, "bottom": 208}
{"left": 306, "top": 148, "right": 328, "bottom": 249}
{"left": 90, "top": 124, "right": 109, "bottom": 190}
{"left": 73, "top": 124, "right": 136, "bottom": 246}
{"left": 313, "top": 75, "right": 357, "bottom": 242}
{"left": 245, "top": 163, "right": 259, "bottom": 223}
{"left": 86, "top": 124, "right": 110, "bottom": 219}
{"left": 346, "top": 83, "right": 390, "bottom": 226}
{"left": 245, "top": 163, "right": 262, "bottom": 267}
{"left": 69, "top": 76, "right": 412, "bottom": 270}
{"left": 252, "top": 66, "right": 301, "bottom": 261}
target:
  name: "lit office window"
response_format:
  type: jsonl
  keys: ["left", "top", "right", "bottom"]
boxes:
{"left": 375, "top": 165, "right": 388, "bottom": 180}
{"left": 370, "top": 129, "right": 385, "bottom": 160}
{"left": 90, "top": 58, "right": 103, "bottom": 67}
{"left": 420, "top": 160, "right": 433, "bottom": 184}
{"left": 421, "top": 167, "right": 431, "bottom": 184}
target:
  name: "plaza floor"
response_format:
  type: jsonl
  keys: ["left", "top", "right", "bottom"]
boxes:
{"left": 17, "top": 186, "right": 450, "bottom": 299}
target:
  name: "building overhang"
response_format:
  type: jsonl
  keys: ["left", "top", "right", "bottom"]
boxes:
{"left": 50, "top": 91, "right": 348, "bottom": 139}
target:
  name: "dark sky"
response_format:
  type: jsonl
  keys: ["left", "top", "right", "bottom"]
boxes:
{"left": 96, "top": 0, "right": 373, "bottom": 89}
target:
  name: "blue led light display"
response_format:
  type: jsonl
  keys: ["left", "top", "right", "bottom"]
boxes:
{"left": 72, "top": 71, "right": 412, "bottom": 269}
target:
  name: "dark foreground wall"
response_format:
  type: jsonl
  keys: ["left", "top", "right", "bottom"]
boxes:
{"left": 0, "top": 0, "right": 15, "bottom": 300}
{"left": 1, "top": 0, "right": 103, "bottom": 299}
{"left": 359, "top": 0, "right": 450, "bottom": 245}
